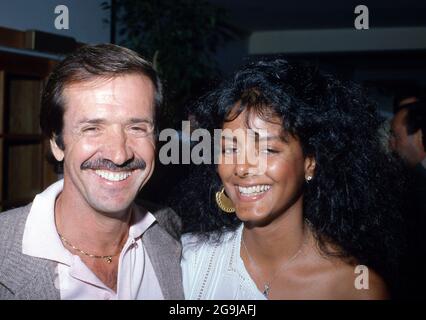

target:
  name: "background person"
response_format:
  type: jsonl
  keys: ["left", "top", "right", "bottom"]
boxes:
{"left": 389, "top": 91, "right": 426, "bottom": 299}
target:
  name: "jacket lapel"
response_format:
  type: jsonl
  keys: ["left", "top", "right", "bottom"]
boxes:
{"left": 0, "top": 203, "right": 60, "bottom": 299}
{"left": 143, "top": 223, "right": 184, "bottom": 300}
{"left": 0, "top": 251, "right": 59, "bottom": 299}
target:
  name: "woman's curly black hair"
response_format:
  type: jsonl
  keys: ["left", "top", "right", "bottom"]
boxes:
{"left": 168, "top": 57, "right": 405, "bottom": 288}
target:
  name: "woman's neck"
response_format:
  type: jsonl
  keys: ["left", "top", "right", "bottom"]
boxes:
{"left": 242, "top": 197, "right": 308, "bottom": 266}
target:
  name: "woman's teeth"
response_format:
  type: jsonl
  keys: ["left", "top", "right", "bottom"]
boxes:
{"left": 238, "top": 185, "right": 271, "bottom": 196}
{"left": 95, "top": 170, "right": 132, "bottom": 182}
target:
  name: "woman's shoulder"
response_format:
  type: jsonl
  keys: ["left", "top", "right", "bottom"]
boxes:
{"left": 304, "top": 233, "right": 389, "bottom": 299}
{"left": 180, "top": 226, "right": 243, "bottom": 275}
{"left": 180, "top": 226, "right": 244, "bottom": 299}
{"left": 310, "top": 254, "right": 389, "bottom": 299}
{"left": 181, "top": 227, "right": 241, "bottom": 257}
{"left": 330, "top": 263, "right": 389, "bottom": 299}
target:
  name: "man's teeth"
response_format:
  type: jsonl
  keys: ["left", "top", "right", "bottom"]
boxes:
{"left": 238, "top": 185, "right": 271, "bottom": 196}
{"left": 94, "top": 170, "right": 132, "bottom": 182}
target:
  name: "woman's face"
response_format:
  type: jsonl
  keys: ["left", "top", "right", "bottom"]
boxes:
{"left": 218, "top": 108, "right": 315, "bottom": 226}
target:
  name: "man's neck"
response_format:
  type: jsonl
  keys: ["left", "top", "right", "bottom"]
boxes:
{"left": 54, "top": 192, "right": 131, "bottom": 255}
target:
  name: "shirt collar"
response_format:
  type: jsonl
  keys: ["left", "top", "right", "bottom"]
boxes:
{"left": 22, "top": 179, "right": 71, "bottom": 264}
{"left": 421, "top": 157, "right": 426, "bottom": 169}
{"left": 129, "top": 205, "right": 156, "bottom": 240}
{"left": 22, "top": 179, "right": 157, "bottom": 265}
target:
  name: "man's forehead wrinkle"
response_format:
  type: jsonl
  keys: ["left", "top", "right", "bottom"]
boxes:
{"left": 65, "top": 76, "right": 114, "bottom": 92}
{"left": 63, "top": 79, "right": 125, "bottom": 110}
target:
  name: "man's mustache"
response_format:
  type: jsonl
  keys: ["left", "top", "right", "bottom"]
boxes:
{"left": 81, "top": 158, "right": 146, "bottom": 171}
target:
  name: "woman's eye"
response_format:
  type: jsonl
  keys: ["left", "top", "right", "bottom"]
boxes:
{"left": 261, "top": 148, "right": 279, "bottom": 154}
{"left": 222, "top": 147, "right": 238, "bottom": 154}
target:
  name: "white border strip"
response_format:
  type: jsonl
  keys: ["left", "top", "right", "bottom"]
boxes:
{"left": 249, "top": 27, "right": 426, "bottom": 54}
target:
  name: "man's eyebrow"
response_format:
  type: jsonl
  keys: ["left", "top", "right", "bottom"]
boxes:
{"left": 127, "top": 118, "right": 154, "bottom": 125}
{"left": 76, "top": 118, "right": 154, "bottom": 125}
{"left": 77, "top": 118, "right": 106, "bottom": 126}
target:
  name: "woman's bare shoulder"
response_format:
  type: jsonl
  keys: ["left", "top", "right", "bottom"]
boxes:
{"left": 305, "top": 235, "right": 389, "bottom": 300}
{"left": 323, "top": 259, "right": 389, "bottom": 300}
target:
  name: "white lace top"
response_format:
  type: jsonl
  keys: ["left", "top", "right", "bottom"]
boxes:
{"left": 181, "top": 224, "right": 267, "bottom": 300}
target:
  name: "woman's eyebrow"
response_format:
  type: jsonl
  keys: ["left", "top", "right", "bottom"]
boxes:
{"left": 257, "top": 135, "right": 281, "bottom": 141}
{"left": 221, "top": 135, "right": 237, "bottom": 142}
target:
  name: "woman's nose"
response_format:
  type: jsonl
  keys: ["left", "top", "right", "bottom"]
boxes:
{"left": 234, "top": 161, "right": 258, "bottom": 178}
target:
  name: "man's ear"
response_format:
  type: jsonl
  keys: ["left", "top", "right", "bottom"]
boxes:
{"left": 304, "top": 155, "right": 316, "bottom": 179}
{"left": 50, "top": 137, "right": 64, "bottom": 162}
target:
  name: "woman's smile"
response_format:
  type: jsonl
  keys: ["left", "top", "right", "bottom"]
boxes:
{"left": 235, "top": 183, "right": 272, "bottom": 202}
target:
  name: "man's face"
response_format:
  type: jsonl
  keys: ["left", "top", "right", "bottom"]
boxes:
{"left": 389, "top": 108, "right": 419, "bottom": 166}
{"left": 51, "top": 74, "right": 156, "bottom": 214}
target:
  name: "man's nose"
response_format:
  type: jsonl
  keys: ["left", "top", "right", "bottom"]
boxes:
{"left": 104, "top": 129, "right": 134, "bottom": 166}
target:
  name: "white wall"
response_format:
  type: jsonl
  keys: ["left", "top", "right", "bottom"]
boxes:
{"left": 0, "top": 0, "right": 110, "bottom": 44}
{"left": 249, "top": 27, "right": 426, "bottom": 54}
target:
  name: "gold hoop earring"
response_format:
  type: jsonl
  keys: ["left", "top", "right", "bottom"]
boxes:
{"left": 215, "top": 186, "right": 236, "bottom": 213}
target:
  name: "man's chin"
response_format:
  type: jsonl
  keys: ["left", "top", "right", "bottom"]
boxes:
{"left": 88, "top": 199, "right": 134, "bottom": 217}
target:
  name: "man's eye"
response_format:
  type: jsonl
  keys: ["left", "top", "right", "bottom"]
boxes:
{"left": 129, "top": 124, "right": 153, "bottom": 135}
{"left": 131, "top": 126, "right": 147, "bottom": 132}
{"left": 82, "top": 127, "right": 99, "bottom": 133}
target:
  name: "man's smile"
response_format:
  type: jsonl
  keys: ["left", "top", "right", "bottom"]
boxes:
{"left": 94, "top": 169, "right": 133, "bottom": 182}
